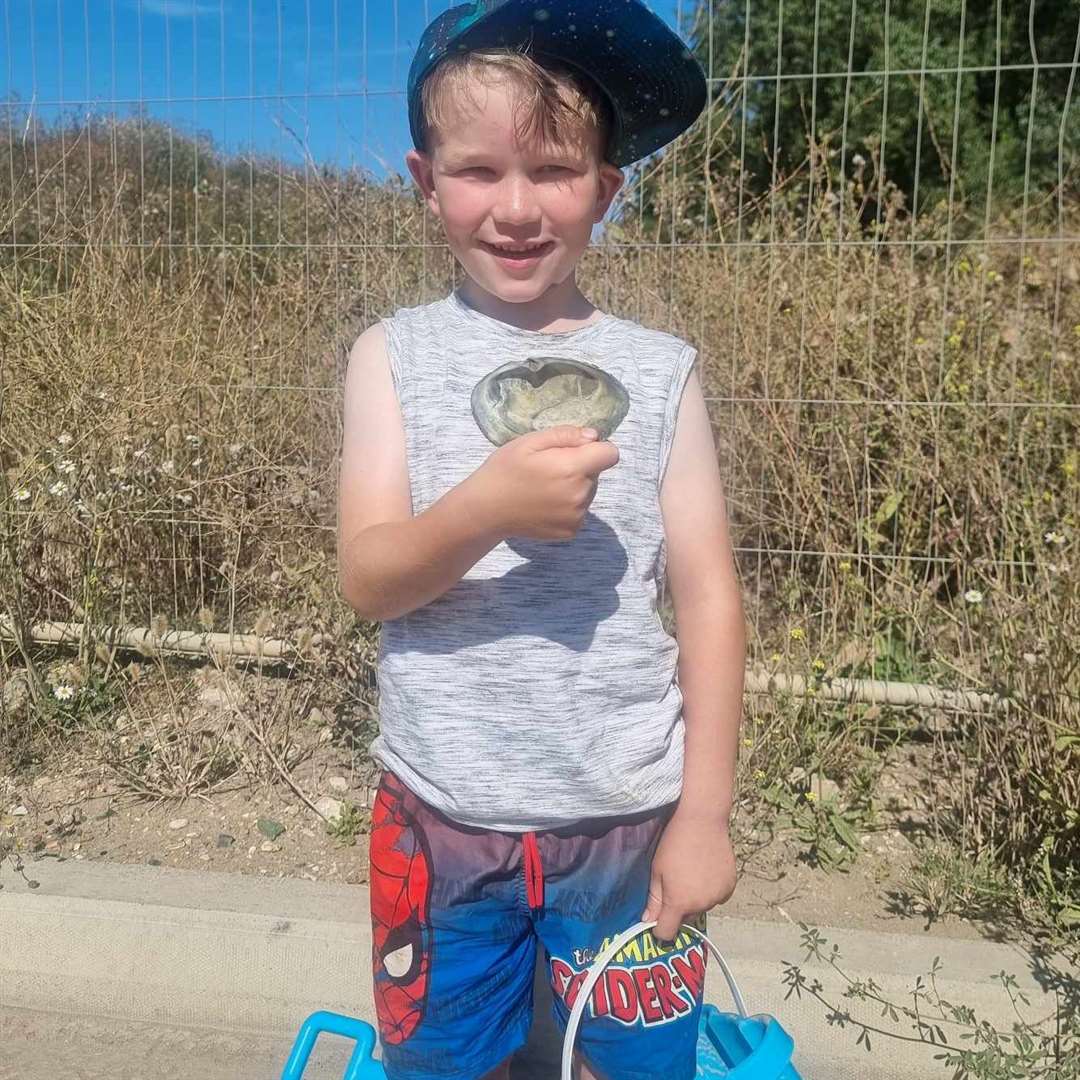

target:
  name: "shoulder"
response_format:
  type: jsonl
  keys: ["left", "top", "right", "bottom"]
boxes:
{"left": 377, "top": 295, "right": 455, "bottom": 335}
{"left": 603, "top": 313, "right": 695, "bottom": 363}
{"left": 349, "top": 321, "right": 387, "bottom": 360}
{"left": 367, "top": 295, "right": 457, "bottom": 361}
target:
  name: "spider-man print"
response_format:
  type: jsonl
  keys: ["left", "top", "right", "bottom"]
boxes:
{"left": 370, "top": 777, "right": 434, "bottom": 1045}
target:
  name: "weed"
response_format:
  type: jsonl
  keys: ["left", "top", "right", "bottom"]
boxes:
{"left": 325, "top": 801, "right": 367, "bottom": 846}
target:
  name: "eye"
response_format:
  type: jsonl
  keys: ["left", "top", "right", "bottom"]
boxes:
{"left": 383, "top": 942, "right": 414, "bottom": 979}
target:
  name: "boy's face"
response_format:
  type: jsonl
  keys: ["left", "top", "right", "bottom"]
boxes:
{"left": 406, "top": 73, "right": 624, "bottom": 306}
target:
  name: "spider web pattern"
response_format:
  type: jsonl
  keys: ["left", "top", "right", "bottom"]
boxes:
{"left": 370, "top": 780, "right": 433, "bottom": 1045}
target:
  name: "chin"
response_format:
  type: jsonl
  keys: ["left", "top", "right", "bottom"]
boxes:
{"left": 471, "top": 270, "right": 566, "bottom": 305}
{"left": 487, "top": 281, "right": 552, "bottom": 304}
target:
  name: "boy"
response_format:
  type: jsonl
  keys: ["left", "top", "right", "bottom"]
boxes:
{"left": 337, "top": 3, "right": 745, "bottom": 1077}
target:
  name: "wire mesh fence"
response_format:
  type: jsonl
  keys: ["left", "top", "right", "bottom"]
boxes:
{"left": 1, "top": 3, "right": 1078, "bottom": 867}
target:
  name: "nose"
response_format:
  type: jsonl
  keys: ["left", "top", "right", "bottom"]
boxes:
{"left": 492, "top": 173, "right": 539, "bottom": 230}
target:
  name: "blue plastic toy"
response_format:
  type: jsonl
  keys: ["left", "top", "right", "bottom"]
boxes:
{"left": 281, "top": 921, "right": 802, "bottom": 1080}
{"left": 280, "top": 1009, "right": 385, "bottom": 1080}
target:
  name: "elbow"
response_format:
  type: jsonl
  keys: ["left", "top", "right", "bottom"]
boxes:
{"left": 338, "top": 570, "right": 405, "bottom": 623}
{"left": 338, "top": 567, "right": 382, "bottom": 622}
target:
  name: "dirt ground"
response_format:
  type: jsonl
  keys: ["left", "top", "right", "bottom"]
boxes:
{"left": 0, "top": 662, "right": 991, "bottom": 944}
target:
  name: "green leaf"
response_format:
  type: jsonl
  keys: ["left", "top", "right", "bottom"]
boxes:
{"left": 831, "top": 811, "right": 862, "bottom": 852}
{"left": 1058, "top": 905, "right": 1080, "bottom": 927}
{"left": 873, "top": 489, "right": 903, "bottom": 528}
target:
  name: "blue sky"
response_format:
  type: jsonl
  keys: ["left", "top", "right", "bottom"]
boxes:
{"left": 2, "top": 1, "right": 690, "bottom": 178}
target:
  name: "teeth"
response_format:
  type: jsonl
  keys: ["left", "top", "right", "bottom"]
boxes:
{"left": 491, "top": 243, "right": 546, "bottom": 253}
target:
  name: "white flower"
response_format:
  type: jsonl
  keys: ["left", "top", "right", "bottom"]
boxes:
{"left": 1022, "top": 652, "right": 1038, "bottom": 665}
{"left": 57, "top": 433, "right": 73, "bottom": 445}
{"left": 52, "top": 684, "right": 76, "bottom": 701}
{"left": 160, "top": 459, "right": 175, "bottom": 474}
{"left": 185, "top": 435, "right": 201, "bottom": 446}
{"left": 190, "top": 457, "right": 202, "bottom": 468}
{"left": 1044, "top": 530, "right": 1066, "bottom": 545}
{"left": 852, "top": 153, "right": 866, "bottom": 166}
{"left": 57, "top": 459, "right": 76, "bottom": 474}
{"left": 48, "top": 480, "right": 68, "bottom": 496}
{"left": 12, "top": 487, "right": 31, "bottom": 502}
{"left": 964, "top": 589, "right": 983, "bottom": 604}
{"left": 119, "top": 483, "right": 135, "bottom": 494}
{"left": 178, "top": 493, "right": 193, "bottom": 504}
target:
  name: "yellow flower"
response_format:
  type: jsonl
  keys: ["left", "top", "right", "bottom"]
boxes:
{"left": 838, "top": 560, "right": 852, "bottom": 572}
{"left": 947, "top": 333, "right": 962, "bottom": 348}
{"left": 1063, "top": 460, "right": 1076, "bottom": 478}
{"left": 914, "top": 336, "right": 926, "bottom": 346}
{"left": 806, "top": 686, "right": 818, "bottom": 697}
{"left": 1042, "top": 490, "right": 1053, "bottom": 503}
{"left": 789, "top": 627, "right": 805, "bottom": 642}
{"left": 956, "top": 258, "right": 971, "bottom": 274}
{"left": 769, "top": 652, "right": 782, "bottom": 664}
{"left": 805, "top": 790, "right": 818, "bottom": 802}
{"left": 1022, "top": 255, "right": 1034, "bottom": 268}
{"left": 753, "top": 769, "right": 766, "bottom": 782}
{"left": 811, "top": 658, "right": 826, "bottom": 672}
{"left": 741, "top": 737, "right": 754, "bottom": 750}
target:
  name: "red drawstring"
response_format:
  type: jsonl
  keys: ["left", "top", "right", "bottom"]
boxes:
{"left": 523, "top": 831, "right": 545, "bottom": 911}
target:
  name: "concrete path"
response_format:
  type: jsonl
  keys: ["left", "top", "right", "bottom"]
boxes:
{"left": 0, "top": 858, "right": 1063, "bottom": 1078}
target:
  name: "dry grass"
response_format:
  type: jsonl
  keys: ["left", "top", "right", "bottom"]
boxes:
{"left": 0, "top": 114, "right": 1077, "bottom": 924}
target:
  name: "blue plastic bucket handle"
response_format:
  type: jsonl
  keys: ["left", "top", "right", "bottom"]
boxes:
{"left": 280, "top": 1010, "right": 386, "bottom": 1080}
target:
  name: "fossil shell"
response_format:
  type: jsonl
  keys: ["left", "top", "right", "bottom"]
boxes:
{"left": 471, "top": 356, "right": 630, "bottom": 447}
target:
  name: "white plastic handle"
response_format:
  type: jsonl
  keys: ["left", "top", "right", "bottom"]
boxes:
{"left": 560, "top": 920, "right": 747, "bottom": 1080}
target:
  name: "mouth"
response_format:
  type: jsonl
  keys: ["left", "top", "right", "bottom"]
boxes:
{"left": 480, "top": 240, "right": 554, "bottom": 263}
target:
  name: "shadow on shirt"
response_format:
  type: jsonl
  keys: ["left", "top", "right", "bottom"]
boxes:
{"left": 398, "top": 512, "right": 629, "bottom": 653}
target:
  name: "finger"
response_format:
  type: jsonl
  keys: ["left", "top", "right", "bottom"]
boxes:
{"left": 654, "top": 903, "right": 683, "bottom": 945}
{"left": 641, "top": 873, "right": 663, "bottom": 923}
{"left": 582, "top": 440, "right": 620, "bottom": 474}
{"left": 528, "top": 425, "right": 598, "bottom": 449}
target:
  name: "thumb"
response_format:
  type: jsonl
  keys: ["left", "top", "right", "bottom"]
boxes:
{"left": 653, "top": 901, "right": 683, "bottom": 946}
{"left": 526, "top": 424, "right": 599, "bottom": 450}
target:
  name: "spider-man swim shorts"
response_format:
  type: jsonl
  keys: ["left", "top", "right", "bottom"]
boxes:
{"left": 369, "top": 771, "right": 706, "bottom": 1080}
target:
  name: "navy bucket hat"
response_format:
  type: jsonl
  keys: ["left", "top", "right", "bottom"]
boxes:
{"left": 407, "top": 0, "right": 708, "bottom": 167}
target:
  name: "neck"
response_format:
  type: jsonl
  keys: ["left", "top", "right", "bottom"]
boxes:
{"left": 457, "top": 273, "right": 602, "bottom": 333}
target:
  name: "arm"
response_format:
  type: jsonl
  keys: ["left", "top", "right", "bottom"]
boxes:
{"left": 337, "top": 325, "right": 618, "bottom": 622}
{"left": 642, "top": 362, "right": 746, "bottom": 941}
{"left": 337, "top": 324, "right": 503, "bottom": 622}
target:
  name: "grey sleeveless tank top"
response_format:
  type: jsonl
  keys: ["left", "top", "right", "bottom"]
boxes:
{"left": 370, "top": 289, "right": 698, "bottom": 831}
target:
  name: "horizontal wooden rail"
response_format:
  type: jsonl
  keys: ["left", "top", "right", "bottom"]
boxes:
{"left": 1, "top": 616, "right": 1007, "bottom": 713}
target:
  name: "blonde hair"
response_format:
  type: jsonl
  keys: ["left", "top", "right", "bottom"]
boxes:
{"left": 419, "top": 49, "right": 615, "bottom": 162}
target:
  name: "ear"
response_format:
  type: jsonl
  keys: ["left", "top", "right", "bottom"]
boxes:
{"left": 593, "top": 162, "right": 625, "bottom": 224}
{"left": 406, "top": 148, "right": 441, "bottom": 218}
